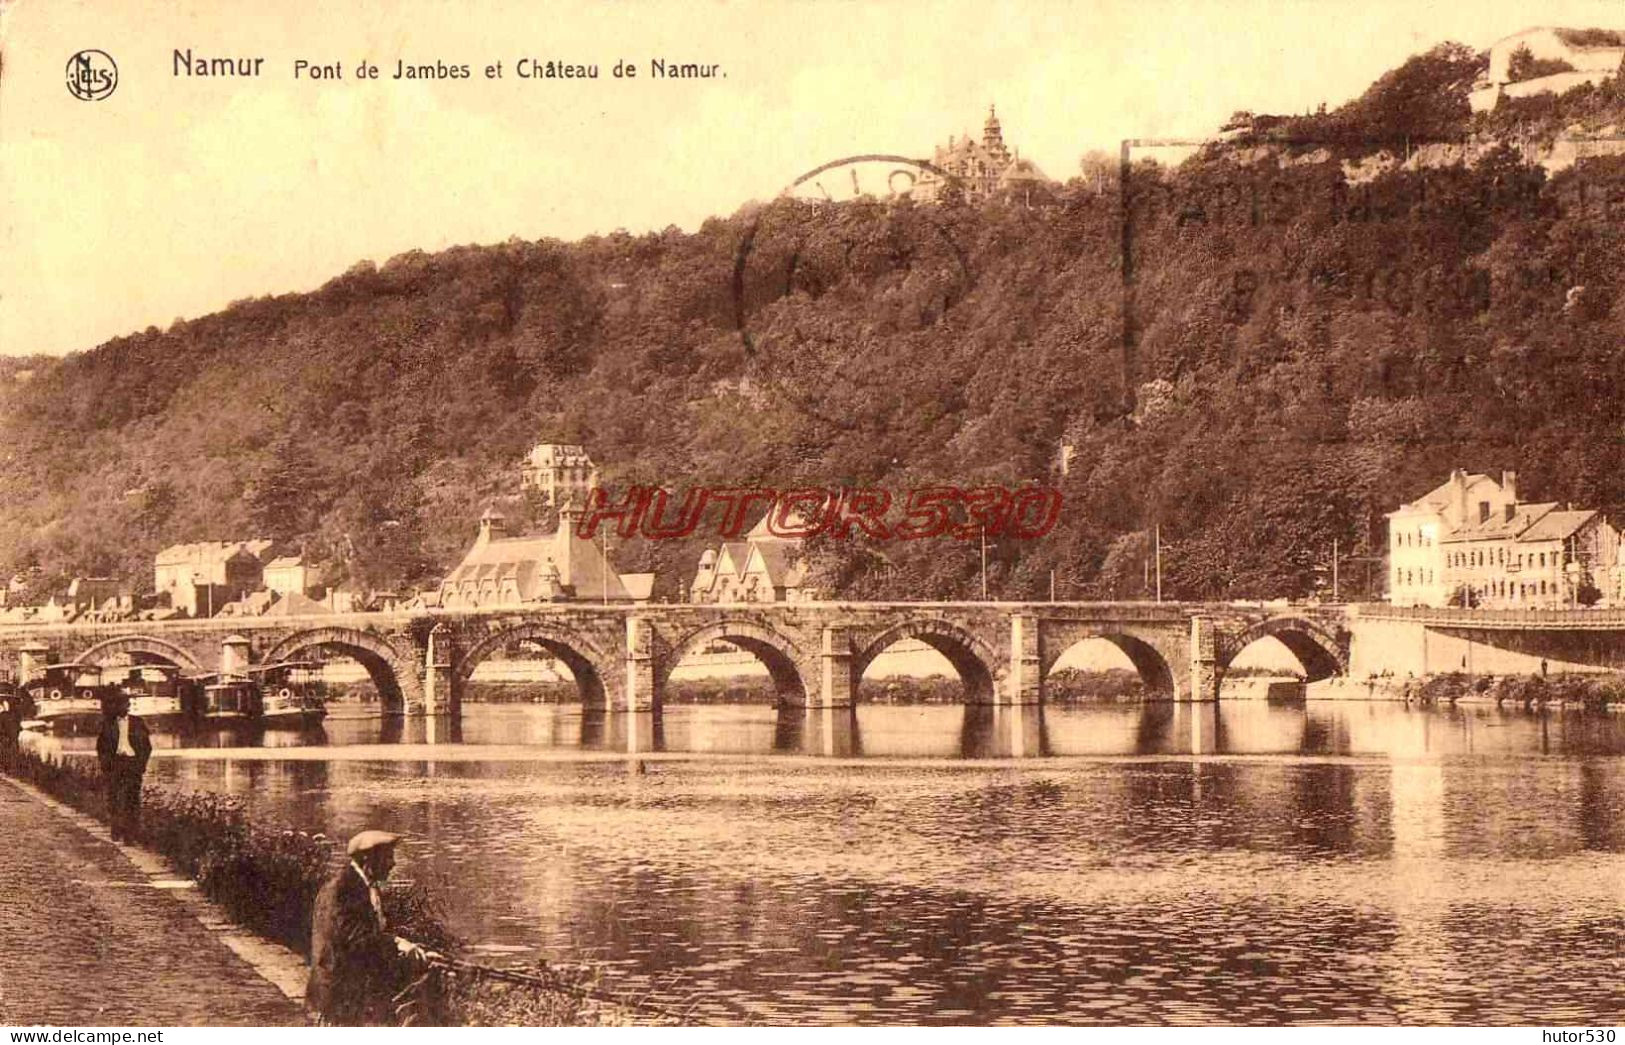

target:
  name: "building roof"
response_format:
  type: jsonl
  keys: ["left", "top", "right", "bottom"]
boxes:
{"left": 997, "top": 155, "right": 1051, "bottom": 186}
{"left": 523, "top": 443, "right": 594, "bottom": 467}
{"left": 751, "top": 541, "right": 804, "bottom": 588}
{"left": 241, "top": 539, "right": 278, "bottom": 563}
{"left": 1441, "top": 503, "right": 1557, "bottom": 543}
{"left": 1404, "top": 473, "right": 1493, "bottom": 513}
{"left": 259, "top": 591, "right": 332, "bottom": 617}
{"left": 1516, "top": 509, "right": 1597, "bottom": 543}
{"left": 442, "top": 514, "right": 637, "bottom": 602}
{"left": 716, "top": 541, "right": 753, "bottom": 576}
{"left": 265, "top": 555, "right": 304, "bottom": 571}
{"left": 155, "top": 540, "right": 274, "bottom": 567}
{"left": 155, "top": 541, "right": 242, "bottom": 566}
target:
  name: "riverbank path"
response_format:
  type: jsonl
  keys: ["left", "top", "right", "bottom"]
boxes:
{"left": 0, "top": 780, "right": 304, "bottom": 1025}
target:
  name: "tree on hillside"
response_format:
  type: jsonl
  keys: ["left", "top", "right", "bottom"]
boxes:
{"left": 1328, "top": 42, "right": 1484, "bottom": 143}
{"left": 1077, "top": 150, "right": 1120, "bottom": 195}
{"left": 244, "top": 434, "right": 325, "bottom": 541}
{"left": 1506, "top": 44, "right": 1575, "bottom": 84}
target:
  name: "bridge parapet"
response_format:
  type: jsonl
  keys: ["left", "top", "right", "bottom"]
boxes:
{"left": 1351, "top": 604, "right": 1625, "bottom": 630}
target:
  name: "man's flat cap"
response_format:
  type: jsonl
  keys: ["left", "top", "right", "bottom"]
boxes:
{"left": 346, "top": 830, "right": 402, "bottom": 856}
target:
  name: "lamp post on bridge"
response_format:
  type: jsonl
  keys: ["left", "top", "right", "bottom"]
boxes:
{"left": 980, "top": 522, "right": 988, "bottom": 601}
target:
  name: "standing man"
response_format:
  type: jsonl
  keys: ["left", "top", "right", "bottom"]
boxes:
{"left": 306, "top": 830, "right": 434, "bottom": 1026}
{"left": 0, "top": 690, "right": 21, "bottom": 762}
{"left": 95, "top": 692, "right": 152, "bottom": 843}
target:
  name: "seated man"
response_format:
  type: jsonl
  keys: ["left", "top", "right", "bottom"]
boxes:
{"left": 306, "top": 830, "right": 433, "bottom": 1026}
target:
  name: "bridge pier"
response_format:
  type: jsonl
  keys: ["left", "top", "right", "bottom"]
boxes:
{"left": 1003, "top": 614, "right": 1043, "bottom": 705}
{"left": 220, "top": 634, "right": 251, "bottom": 677}
{"left": 620, "top": 616, "right": 657, "bottom": 712}
{"left": 421, "top": 623, "right": 460, "bottom": 717}
{"left": 811, "top": 626, "right": 855, "bottom": 708}
{"left": 17, "top": 641, "right": 51, "bottom": 685}
{"left": 1188, "top": 617, "right": 1221, "bottom": 702}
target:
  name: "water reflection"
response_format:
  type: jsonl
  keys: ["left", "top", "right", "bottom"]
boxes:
{"left": 30, "top": 700, "right": 1625, "bottom": 763}
{"left": 772, "top": 705, "right": 863, "bottom": 757}
{"left": 132, "top": 702, "right": 1625, "bottom": 1026}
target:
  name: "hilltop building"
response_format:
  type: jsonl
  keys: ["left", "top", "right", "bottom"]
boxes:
{"left": 912, "top": 105, "right": 1053, "bottom": 204}
{"left": 64, "top": 577, "right": 122, "bottom": 613}
{"left": 1470, "top": 27, "right": 1625, "bottom": 112}
{"left": 520, "top": 442, "right": 599, "bottom": 507}
{"left": 263, "top": 554, "right": 319, "bottom": 598}
{"left": 1387, "top": 470, "right": 1618, "bottom": 608}
{"left": 154, "top": 540, "right": 275, "bottom": 617}
{"left": 689, "top": 508, "right": 813, "bottom": 604}
{"left": 438, "top": 506, "right": 653, "bottom": 608}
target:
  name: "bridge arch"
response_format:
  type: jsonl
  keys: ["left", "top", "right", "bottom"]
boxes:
{"left": 454, "top": 623, "right": 611, "bottom": 708}
{"left": 855, "top": 617, "right": 999, "bottom": 703}
{"left": 76, "top": 635, "right": 205, "bottom": 674}
{"left": 658, "top": 619, "right": 809, "bottom": 707}
{"left": 1042, "top": 631, "right": 1178, "bottom": 698}
{"left": 1223, "top": 616, "right": 1347, "bottom": 684}
{"left": 263, "top": 627, "right": 415, "bottom": 714}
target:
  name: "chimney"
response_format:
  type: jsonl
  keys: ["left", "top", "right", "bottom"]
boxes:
{"left": 1505, "top": 502, "right": 1516, "bottom": 523}
{"left": 557, "top": 499, "right": 579, "bottom": 543}
{"left": 477, "top": 507, "right": 506, "bottom": 546}
{"left": 1502, "top": 470, "right": 1518, "bottom": 504}
{"left": 1451, "top": 469, "right": 1468, "bottom": 528}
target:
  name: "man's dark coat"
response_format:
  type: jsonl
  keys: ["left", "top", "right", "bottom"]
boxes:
{"left": 306, "top": 864, "right": 403, "bottom": 1025}
{"left": 95, "top": 712, "right": 152, "bottom": 840}
{"left": 94, "top": 713, "right": 153, "bottom": 773}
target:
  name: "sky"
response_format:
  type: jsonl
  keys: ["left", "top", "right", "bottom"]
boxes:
{"left": 2, "top": 0, "right": 1623, "bottom": 358}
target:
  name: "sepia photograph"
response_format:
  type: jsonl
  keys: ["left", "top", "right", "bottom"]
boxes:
{"left": 2, "top": 0, "right": 1624, "bottom": 1032}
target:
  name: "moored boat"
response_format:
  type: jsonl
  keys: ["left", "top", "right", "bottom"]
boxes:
{"left": 180, "top": 673, "right": 262, "bottom": 722}
{"left": 249, "top": 660, "right": 327, "bottom": 726}
{"left": 115, "top": 664, "right": 188, "bottom": 726}
{"left": 24, "top": 664, "right": 113, "bottom": 732}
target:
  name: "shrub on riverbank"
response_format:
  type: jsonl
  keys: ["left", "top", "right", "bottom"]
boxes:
{"left": 0, "top": 745, "right": 649, "bottom": 1025}
{"left": 1416, "top": 671, "right": 1625, "bottom": 709}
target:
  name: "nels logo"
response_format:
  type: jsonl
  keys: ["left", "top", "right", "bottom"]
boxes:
{"left": 66, "top": 50, "right": 118, "bottom": 101}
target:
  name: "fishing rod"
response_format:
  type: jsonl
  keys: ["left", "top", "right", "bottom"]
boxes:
{"left": 420, "top": 952, "right": 694, "bottom": 1021}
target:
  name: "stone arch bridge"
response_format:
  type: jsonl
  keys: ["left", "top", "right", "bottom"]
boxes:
{"left": 0, "top": 603, "right": 1352, "bottom": 717}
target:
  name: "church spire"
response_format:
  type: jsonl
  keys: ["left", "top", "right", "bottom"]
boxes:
{"left": 982, "top": 103, "right": 1005, "bottom": 155}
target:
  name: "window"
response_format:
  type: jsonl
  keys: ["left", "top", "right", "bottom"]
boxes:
{"left": 1539, "top": 552, "right": 1546, "bottom": 568}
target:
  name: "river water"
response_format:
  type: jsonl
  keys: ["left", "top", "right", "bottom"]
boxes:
{"left": 39, "top": 698, "right": 1625, "bottom": 1025}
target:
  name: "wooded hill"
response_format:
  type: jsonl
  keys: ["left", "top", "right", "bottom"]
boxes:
{"left": 3, "top": 43, "right": 1624, "bottom": 603}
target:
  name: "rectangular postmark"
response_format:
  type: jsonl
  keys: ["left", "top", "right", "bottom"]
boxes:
{"left": 1118, "top": 131, "right": 1625, "bottom": 412}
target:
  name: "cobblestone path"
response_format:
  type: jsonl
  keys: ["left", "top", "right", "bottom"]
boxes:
{"left": 0, "top": 785, "right": 302, "bottom": 1025}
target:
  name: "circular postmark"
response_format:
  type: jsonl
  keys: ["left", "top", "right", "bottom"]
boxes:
{"left": 730, "top": 155, "right": 976, "bottom": 427}
{"left": 66, "top": 49, "right": 118, "bottom": 101}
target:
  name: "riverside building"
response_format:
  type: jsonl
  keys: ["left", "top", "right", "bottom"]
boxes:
{"left": 1387, "top": 470, "right": 1618, "bottom": 608}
